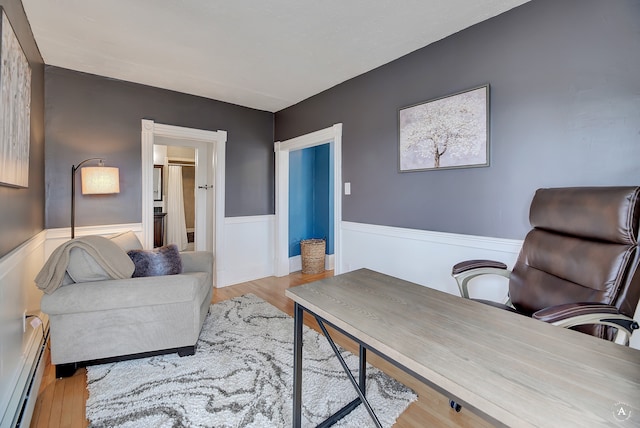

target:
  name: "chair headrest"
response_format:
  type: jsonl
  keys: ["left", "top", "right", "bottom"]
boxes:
{"left": 529, "top": 186, "right": 639, "bottom": 245}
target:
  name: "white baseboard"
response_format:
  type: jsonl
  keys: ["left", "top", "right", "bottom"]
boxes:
{"left": 289, "top": 255, "right": 302, "bottom": 273}
{"left": 11, "top": 323, "right": 48, "bottom": 428}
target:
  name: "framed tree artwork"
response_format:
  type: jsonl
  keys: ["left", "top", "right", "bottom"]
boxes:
{"left": 0, "top": 8, "right": 31, "bottom": 188}
{"left": 399, "top": 85, "right": 489, "bottom": 172}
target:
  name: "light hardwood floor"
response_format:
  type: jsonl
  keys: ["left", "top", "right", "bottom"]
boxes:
{"left": 30, "top": 271, "right": 493, "bottom": 427}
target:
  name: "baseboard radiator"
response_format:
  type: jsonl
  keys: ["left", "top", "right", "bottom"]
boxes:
{"left": 1, "top": 325, "right": 49, "bottom": 428}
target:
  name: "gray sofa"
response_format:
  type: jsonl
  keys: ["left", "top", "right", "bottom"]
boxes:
{"left": 39, "top": 234, "right": 213, "bottom": 377}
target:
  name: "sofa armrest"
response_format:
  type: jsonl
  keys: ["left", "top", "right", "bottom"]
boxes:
{"left": 533, "top": 303, "right": 639, "bottom": 345}
{"left": 180, "top": 251, "right": 213, "bottom": 274}
{"left": 451, "top": 259, "right": 511, "bottom": 299}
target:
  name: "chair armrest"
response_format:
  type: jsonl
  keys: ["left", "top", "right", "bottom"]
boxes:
{"left": 451, "top": 259, "right": 510, "bottom": 299}
{"left": 533, "top": 303, "right": 640, "bottom": 346}
{"left": 452, "top": 259, "right": 508, "bottom": 275}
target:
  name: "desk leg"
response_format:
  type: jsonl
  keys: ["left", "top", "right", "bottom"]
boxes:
{"left": 315, "top": 317, "right": 382, "bottom": 428}
{"left": 359, "top": 344, "right": 366, "bottom": 393}
{"left": 293, "top": 303, "right": 303, "bottom": 428}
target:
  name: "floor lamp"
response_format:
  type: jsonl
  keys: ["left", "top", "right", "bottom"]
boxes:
{"left": 71, "top": 158, "right": 120, "bottom": 238}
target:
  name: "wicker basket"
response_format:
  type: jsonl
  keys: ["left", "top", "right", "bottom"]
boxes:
{"left": 300, "top": 239, "right": 326, "bottom": 274}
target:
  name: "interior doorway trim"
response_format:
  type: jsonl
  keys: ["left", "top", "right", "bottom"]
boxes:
{"left": 274, "top": 123, "right": 343, "bottom": 277}
{"left": 141, "top": 120, "right": 227, "bottom": 286}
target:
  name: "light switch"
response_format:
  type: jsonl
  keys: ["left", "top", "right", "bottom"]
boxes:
{"left": 344, "top": 182, "right": 351, "bottom": 195}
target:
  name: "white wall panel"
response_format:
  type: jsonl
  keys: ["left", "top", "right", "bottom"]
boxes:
{"left": 342, "top": 221, "right": 521, "bottom": 301}
{"left": 0, "top": 231, "right": 47, "bottom": 427}
{"left": 341, "top": 221, "right": 640, "bottom": 349}
{"left": 44, "top": 224, "right": 143, "bottom": 260}
{"left": 220, "top": 216, "right": 275, "bottom": 287}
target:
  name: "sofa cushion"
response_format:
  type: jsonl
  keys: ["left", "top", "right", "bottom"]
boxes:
{"left": 109, "top": 230, "right": 143, "bottom": 252}
{"left": 128, "top": 244, "right": 183, "bottom": 277}
{"left": 67, "top": 248, "right": 114, "bottom": 283}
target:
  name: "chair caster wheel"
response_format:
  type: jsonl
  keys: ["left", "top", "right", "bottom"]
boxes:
{"left": 449, "top": 400, "right": 462, "bottom": 412}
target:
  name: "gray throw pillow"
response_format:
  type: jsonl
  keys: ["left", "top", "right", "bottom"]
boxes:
{"left": 66, "top": 248, "right": 112, "bottom": 283}
{"left": 128, "top": 244, "right": 183, "bottom": 277}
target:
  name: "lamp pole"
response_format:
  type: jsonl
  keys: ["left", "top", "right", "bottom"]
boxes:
{"left": 71, "top": 158, "right": 104, "bottom": 238}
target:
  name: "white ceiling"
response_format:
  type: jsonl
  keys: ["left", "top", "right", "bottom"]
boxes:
{"left": 22, "top": 0, "right": 529, "bottom": 112}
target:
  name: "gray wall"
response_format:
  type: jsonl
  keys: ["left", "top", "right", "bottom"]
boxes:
{"left": 0, "top": 0, "right": 45, "bottom": 258}
{"left": 45, "top": 67, "right": 274, "bottom": 229}
{"left": 275, "top": 0, "right": 640, "bottom": 240}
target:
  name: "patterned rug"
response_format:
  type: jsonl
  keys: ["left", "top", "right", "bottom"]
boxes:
{"left": 86, "top": 294, "right": 417, "bottom": 427}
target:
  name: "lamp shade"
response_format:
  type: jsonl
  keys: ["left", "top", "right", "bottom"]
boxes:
{"left": 81, "top": 166, "right": 120, "bottom": 194}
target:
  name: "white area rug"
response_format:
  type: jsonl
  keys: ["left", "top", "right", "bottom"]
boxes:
{"left": 86, "top": 294, "right": 417, "bottom": 427}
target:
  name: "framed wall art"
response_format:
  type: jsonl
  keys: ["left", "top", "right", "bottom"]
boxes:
{"left": 0, "top": 8, "right": 31, "bottom": 188}
{"left": 399, "top": 85, "right": 489, "bottom": 172}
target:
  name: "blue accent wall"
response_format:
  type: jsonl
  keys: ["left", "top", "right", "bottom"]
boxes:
{"left": 289, "top": 143, "right": 334, "bottom": 257}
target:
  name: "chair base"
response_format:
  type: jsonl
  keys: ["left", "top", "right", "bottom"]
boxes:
{"left": 54, "top": 344, "right": 197, "bottom": 378}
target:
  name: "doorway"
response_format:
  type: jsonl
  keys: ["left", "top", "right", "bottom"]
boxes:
{"left": 274, "top": 124, "right": 343, "bottom": 277}
{"left": 153, "top": 143, "right": 199, "bottom": 251}
{"left": 141, "top": 120, "right": 227, "bottom": 286}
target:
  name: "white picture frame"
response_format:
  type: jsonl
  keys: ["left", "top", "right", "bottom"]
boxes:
{"left": 0, "top": 8, "right": 31, "bottom": 188}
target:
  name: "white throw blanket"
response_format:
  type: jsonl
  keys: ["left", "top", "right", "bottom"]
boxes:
{"left": 35, "top": 236, "right": 134, "bottom": 294}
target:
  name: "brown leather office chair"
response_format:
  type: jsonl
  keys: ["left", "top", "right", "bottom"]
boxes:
{"left": 452, "top": 186, "right": 640, "bottom": 346}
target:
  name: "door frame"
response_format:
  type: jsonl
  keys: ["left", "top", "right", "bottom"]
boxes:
{"left": 274, "top": 123, "right": 343, "bottom": 277}
{"left": 141, "top": 119, "right": 227, "bottom": 286}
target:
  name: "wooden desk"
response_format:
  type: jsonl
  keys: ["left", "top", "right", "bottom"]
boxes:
{"left": 286, "top": 269, "right": 640, "bottom": 427}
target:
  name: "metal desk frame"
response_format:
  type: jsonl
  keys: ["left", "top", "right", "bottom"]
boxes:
{"left": 293, "top": 302, "right": 383, "bottom": 428}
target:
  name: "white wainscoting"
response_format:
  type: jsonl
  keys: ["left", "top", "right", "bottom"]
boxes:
{"left": 341, "top": 221, "right": 522, "bottom": 302}
{"left": 44, "top": 223, "right": 143, "bottom": 260}
{"left": 341, "top": 221, "right": 640, "bottom": 349}
{"left": 0, "top": 230, "right": 49, "bottom": 428}
{"left": 220, "top": 215, "right": 275, "bottom": 287}
{"left": 45, "top": 219, "right": 277, "bottom": 288}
